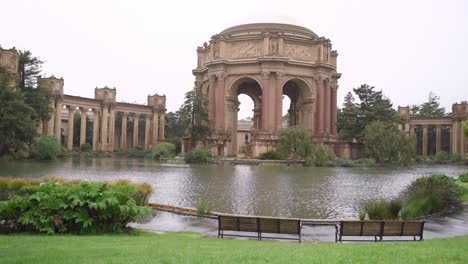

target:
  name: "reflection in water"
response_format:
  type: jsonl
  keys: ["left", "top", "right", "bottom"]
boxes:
{"left": 0, "top": 158, "right": 466, "bottom": 219}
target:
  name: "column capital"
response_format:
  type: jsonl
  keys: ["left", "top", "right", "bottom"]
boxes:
{"left": 261, "top": 71, "right": 270, "bottom": 79}
{"left": 276, "top": 72, "right": 284, "bottom": 80}
{"left": 67, "top": 105, "right": 75, "bottom": 111}
{"left": 122, "top": 112, "right": 128, "bottom": 117}
{"left": 79, "top": 107, "right": 88, "bottom": 112}
{"left": 216, "top": 72, "right": 226, "bottom": 80}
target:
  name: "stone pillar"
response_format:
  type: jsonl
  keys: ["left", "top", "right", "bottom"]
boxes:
{"left": 275, "top": 72, "right": 284, "bottom": 130}
{"left": 92, "top": 109, "right": 100, "bottom": 151}
{"left": 100, "top": 104, "right": 109, "bottom": 151}
{"left": 47, "top": 98, "right": 55, "bottom": 136}
{"left": 152, "top": 112, "right": 159, "bottom": 145}
{"left": 144, "top": 115, "right": 151, "bottom": 150}
{"left": 435, "top": 125, "right": 441, "bottom": 153}
{"left": 422, "top": 125, "right": 428, "bottom": 156}
{"left": 108, "top": 106, "right": 115, "bottom": 151}
{"left": 317, "top": 78, "right": 324, "bottom": 133}
{"left": 324, "top": 79, "right": 331, "bottom": 133}
{"left": 208, "top": 76, "right": 216, "bottom": 127}
{"left": 159, "top": 112, "right": 165, "bottom": 140}
{"left": 133, "top": 114, "right": 139, "bottom": 147}
{"left": 80, "top": 108, "right": 87, "bottom": 146}
{"left": 216, "top": 74, "right": 225, "bottom": 130}
{"left": 261, "top": 71, "right": 270, "bottom": 130}
{"left": 331, "top": 85, "right": 338, "bottom": 135}
{"left": 452, "top": 121, "right": 459, "bottom": 154}
{"left": 120, "top": 112, "right": 128, "bottom": 150}
{"left": 54, "top": 98, "right": 63, "bottom": 144}
{"left": 67, "top": 106, "right": 75, "bottom": 150}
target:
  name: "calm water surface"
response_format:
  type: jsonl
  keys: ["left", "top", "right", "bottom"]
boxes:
{"left": 1, "top": 158, "right": 466, "bottom": 219}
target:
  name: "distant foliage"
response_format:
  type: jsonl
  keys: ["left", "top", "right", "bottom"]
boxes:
{"left": 277, "top": 127, "right": 311, "bottom": 160}
{"left": 184, "top": 148, "right": 211, "bottom": 164}
{"left": 80, "top": 143, "right": 92, "bottom": 152}
{"left": 258, "top": 150, "right": 284, "bottom": 160}
{"left": 152, "top": 143, "right": 176, "bottom": 160}
{"left": 434, "top": 152, "right": 462, "bottom": 164}
{"left": 31, "top": 136, "right": 61, "bottom": 160}
{"left": 305, "top": 144, "right": 336, "bottom": 167}
{"left": 126, "top": 147, "right": 149, "bottom": 158}
{"left": 0, "top": 178, "right": 154, "bottom": 234}
{"left": 410, "top": 92, "right": 446, "bottom": 117}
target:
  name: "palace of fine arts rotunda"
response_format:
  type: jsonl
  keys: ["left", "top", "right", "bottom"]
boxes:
{"left": 187, "top": 23, "right": 342, "bottom": 157}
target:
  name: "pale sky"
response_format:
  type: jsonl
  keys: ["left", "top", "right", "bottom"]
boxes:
{"left": 2, "top": 0, "right": 467, "bottom": 119}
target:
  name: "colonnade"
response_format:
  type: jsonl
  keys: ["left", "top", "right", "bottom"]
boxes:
{"left": 314, "top": 77, "right": 338, "bottom": 136}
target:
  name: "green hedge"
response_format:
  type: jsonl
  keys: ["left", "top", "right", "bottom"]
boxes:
{"left": 30, "top": 136, "right": 61, "bottom": 160}
{"left": 0, "top": 178, "right": 154, "bottom": 234}
{"left": 184, "top": 148, "right": 211, "bottom": 164}
{"left": 152, "top": 143, "right": 176, "bottom": 160}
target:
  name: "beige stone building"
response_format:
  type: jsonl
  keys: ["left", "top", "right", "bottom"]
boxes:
{"left": 190, "top": 23, "right": 341, "bottom": 157}
{"left": 0, "top": 48, "right": 166, "bottom": 152}
{"left": 398, "top": 103, "right": 467, "bottom": 158}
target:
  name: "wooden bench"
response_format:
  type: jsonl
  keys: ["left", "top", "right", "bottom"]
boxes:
{"left": 218, "top": 214, "right": 302, "bottom": 242}
{"left": 335, "top": 220, "right": 425, "bottom": 242}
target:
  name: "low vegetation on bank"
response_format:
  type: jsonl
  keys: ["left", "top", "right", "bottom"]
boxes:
{"left": 0, "top": 178, "right": 154, "bottom": 234}
{"left": 1, "top": 232, "right": 467, "bottom": 263}
{"left": 360, "top": 174, "right": 468, "bottom": 220}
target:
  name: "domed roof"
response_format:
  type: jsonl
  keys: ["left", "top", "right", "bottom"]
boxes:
{"left": 219, "top": 23, "right": 318, "bottom": 39}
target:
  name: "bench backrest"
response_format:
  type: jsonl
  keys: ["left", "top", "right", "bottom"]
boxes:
{"left": 340, "top": 220, "right": 425, "bottom": 237}
{"left": 218, "top": 215, "right": 300, "bottom": 235}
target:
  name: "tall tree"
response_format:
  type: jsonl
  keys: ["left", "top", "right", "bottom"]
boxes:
{"left": 178, "top": 88, "right": 211, "bottom": 143}
{"left": 0, "top": 77, "right": 37, "bottom": 155}
{"left": 410, "top": 92, "right": 446, "bottom": 117}
{"left": 338, "top": 84, "right": 399, "bottom": 142}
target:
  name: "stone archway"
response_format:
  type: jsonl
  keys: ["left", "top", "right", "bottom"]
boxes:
{"left": 281, "top": 78, "right": 314, "bottom": 130}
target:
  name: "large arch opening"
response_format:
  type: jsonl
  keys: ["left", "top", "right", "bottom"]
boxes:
{"left": 227, "top": 77, "right": 262, "bottom": 156}
{"left": 280, "top": 78, "right": 314, "bottom": 129}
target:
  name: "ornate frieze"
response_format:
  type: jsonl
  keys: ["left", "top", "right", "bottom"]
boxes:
{"left": 228, "top": 41, "right": 261, "bottom": 59}
{"left": 284, "top": 42, "right": 314, "bottom": 61}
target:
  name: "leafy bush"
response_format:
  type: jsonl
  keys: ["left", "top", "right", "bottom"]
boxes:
{"left": 80, "top": 143, "right": 92, "bottom": 152}
{"left": 305, "top": 144, "right": 336, "bottom": 167}
{"left": 450, "top": 153, "right": 462, "bottom": 163}
{"left": 277, "top": 127, "right": 311, "bottom": 160}
{"left": 126, "top": 147, "right": 149, "bottom": 158}
{"left": 184, "top": 148, "right": 211, "bottom": 164}
{"left": 0, "top": 179, "right": 154, "bottom": 234}
{"left": 386, "top": 199, "right": 402, "bottom": 219}
{"left": 152, "top": 143, "right": 176, "bottom": 160}
{"left": 258, "top": 150, "right": 284, "bottom": 160}
{"left": 459, "top": 173, "right": 468, "bottom": 183}
{"left": 362, "top": 199, "right": 401, "bottom": 220}
{"left": 15, "top": 148, "right": 30, "bottom": 159}
{"left": 434, "top": 151, "right": 451, "bottom": 164}
{"left": 335, "top": 158, "right": 355, "bottom": 167}
{"left": 30, "top": 136, "right": 61, "bottom": 160}
{"left": 353, "top": 158, "right": 376, "bottom": 167}
{"left": 196, "top": 199, "right": 210, "bottom": 215}
{"left": 401, "top": 174, "right": 461, "bottom": 219}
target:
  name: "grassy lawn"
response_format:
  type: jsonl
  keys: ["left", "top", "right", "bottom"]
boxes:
{"left": 1, "top": 232, "right": 467, "bottom": 263}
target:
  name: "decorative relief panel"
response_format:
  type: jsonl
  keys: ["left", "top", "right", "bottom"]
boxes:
{"left": 284, "top": 43, "right": 314, "bottom": 61}
{"left": 228, "top": 41, "right": 261, "bottom": 59}
{"left": 203, "top": 50, "right": 212, "bottom": 64}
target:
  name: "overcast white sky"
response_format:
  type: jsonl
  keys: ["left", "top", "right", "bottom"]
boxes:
{"left": 2, "top": 0, "right": 467, "bottom": 119}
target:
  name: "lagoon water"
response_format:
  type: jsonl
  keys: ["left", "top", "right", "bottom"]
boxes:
{"left": 1, "top": 158, "right": 466, "bottom": 219}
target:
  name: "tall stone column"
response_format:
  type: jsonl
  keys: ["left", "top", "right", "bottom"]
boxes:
{"left": 144, "top": 115, "right": 151, "bottom": 150}
{"left": 216, "top": 74, "right": 225, "bottom": 130}
{"left": 261, "top": 71, "right": 270, "bottom": 131}
{"left": 331, "top": 85, "right": 338, "bottom": 135}
{"left": 54, "top": 98, "right": 63, "bottom": 144}
{"left": 435, "top": 125, "right": 441, "bottom": 153}
{"left": 275, "top": 72, "right": 284, "bottom": 130}
{"left": 159, "top": 113, "right": 165, "bottom": 140}
{"left": 324, "top": 79, "right": 331, "bottom": 133}
{"left": 67, "top": 106, "right": 75, "bottom": 150}
{"left": 152, "top": 112, "right": 159, "bottom": 144}
{"left": 120, "top": 112, "right": 128, "bottom": 150}
{"left": 92, "top": 109, "right": 100, "bottom": 151}
{"left": 208, "top": 76, "right": 216, "bottom": 127}
{"left": 452, "top": 121, "right": 459, "bottom": 154}
{"left": 80, "top": 108, "right": 87, "bottom": 146}
{"left": 108, "top": 106, "right": 115, "bottom": 151}
{"left": 47, "top": 98, "right": 55, "bottom": 136}
{"left": 100, "top": 104, "right": 109, "bottom": 151}
{"left": 316, "top": 77, "right": 325, "bottom": 134}
{"left": 422, "top": 125, "right": 428, "bottom": 156}
{"left": 133, "top": 114, "right": 139, "bottom": 147}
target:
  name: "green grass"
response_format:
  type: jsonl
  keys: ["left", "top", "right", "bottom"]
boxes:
{"left": 1, "top": 232, "right": 468, "bottom": 263}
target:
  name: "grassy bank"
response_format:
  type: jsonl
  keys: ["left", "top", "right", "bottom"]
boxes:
{"left": 1, "top": 232, "right": 467, "bottom": 263}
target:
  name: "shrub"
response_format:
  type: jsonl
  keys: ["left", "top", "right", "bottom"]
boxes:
{"left": 335, "top": 158, "right": 355, "bottom": 167}
{"left": 386, "top": 199, "right": 402, "bottom": 220}
{"left": 450, "top": 153, "right": 462, "bottom": 163}
{"left": 277, "top": 127, "right": 311, "bottom": 160}
{"left": 184, "top": 148, "right": 211, "bottom": 164}
{"left": 30, "top": 136, "right": 61, "bottom": 160}
{"left": 401, "top": 174, "right": 461, "bottom": 219}
{"left": 364, "top": 201, "right": 387, "bottom": 220}
{"left": 196, "top": 199, "right": 210, "bottom": 215}
{"left": 258, "top": 150, "right": 284, "bottom": 160}
{"left": 0, "top": 180, "right": 154, "bottom": 234}
{"left": 152, "top": 143, "right": 176, "bottom": 160}
{"left": 305, "top": 144, "right": 336, "bottom": 167}
{"left": 126, "top": 147, "right": 149, "bottom": 158}
{"left": 459, "top": 173, "right": 468, "bottom": 183}
{"left": 434, "top": 151, "right": 451, "bottom": 164}
{"left": 80, "top": 143, "right": 92, "bottom": 152}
